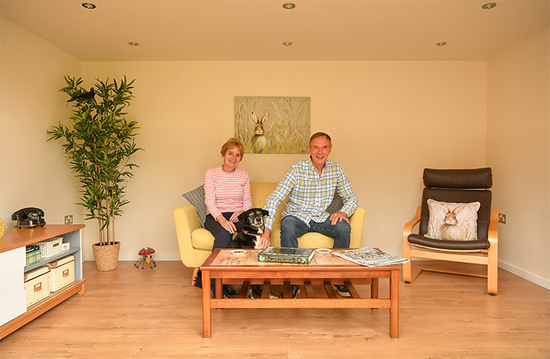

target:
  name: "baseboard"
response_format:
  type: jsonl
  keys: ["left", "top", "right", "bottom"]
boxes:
{"left": 83, "top": 253, "right": 181, "bottom": 262}
{"left": 499, "top": 260, "right": 550, "bottom": 290}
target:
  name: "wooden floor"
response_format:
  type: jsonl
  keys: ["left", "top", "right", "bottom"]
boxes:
{"left": 1, "top": 261, "right": 548, "bottom": 359}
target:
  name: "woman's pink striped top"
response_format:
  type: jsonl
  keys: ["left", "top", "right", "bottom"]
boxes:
{"left": 204, "top": 166, "right": 252, "bottom": 220}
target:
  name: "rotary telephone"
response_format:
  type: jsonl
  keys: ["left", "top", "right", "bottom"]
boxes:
{"left": 12, "top": 207, "right": 46, "bottom": 228}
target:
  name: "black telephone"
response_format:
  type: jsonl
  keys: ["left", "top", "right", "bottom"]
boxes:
{"left": 12, "top": 207, "right": 46, "bottom": 228}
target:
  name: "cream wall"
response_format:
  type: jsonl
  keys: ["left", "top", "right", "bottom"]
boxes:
{"left": 487, "top": 29, "right": 550, "bottom": 286}
{"left": 81, "top": 61, "right": 487, "bottom": 261}
{"left": 0, "top": 19, "right": 83, "bottom": 234}
{"left": 4, "top": 16, "right": 548, "bottom": 287}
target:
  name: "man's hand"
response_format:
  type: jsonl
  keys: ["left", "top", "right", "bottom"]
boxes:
{"left": 330, "top": 212, "right": 349, "bottom": 225}
{"left": 259, "top": 228, "right": 272, "bottom": 250}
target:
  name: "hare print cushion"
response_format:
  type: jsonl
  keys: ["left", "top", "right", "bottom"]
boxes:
{"left": 426, "top": 199, "right": 481, "bottom": 241}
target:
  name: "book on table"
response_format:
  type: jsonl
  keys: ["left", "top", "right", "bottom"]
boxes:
{"left": 258, "top": 247, "right": 315, "bottom": 264}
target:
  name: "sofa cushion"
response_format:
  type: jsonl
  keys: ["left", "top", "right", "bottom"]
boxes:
{"left": 182, "top": 185, "right": 207, "bottom": 227}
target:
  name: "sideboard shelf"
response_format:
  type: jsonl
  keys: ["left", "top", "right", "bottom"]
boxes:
{"left": 24, "top": 247, "right": 80, "bottom": 273}
{"left": 0, "top": 224, "right": 86, "bottom": 339}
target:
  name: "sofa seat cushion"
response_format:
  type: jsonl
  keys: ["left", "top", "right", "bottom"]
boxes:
{"left": 298, "top": 233, "right": 335, "bottom": 249}
{"left": 191, "top": 228, "right": 215, "bottom": 251}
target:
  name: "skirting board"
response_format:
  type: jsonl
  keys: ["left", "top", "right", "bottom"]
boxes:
{"left": 84, "top": 253, "right": 181, "bottom": 262}
{"left": 498, "top": 260, "right": 550, "bottom": 290}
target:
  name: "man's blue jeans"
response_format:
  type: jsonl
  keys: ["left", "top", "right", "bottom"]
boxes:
{"left": 280, "top": 215, "right": 351, "bottom": 249}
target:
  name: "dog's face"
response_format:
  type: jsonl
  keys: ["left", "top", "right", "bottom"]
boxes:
{"left": 238, "top": 208, "right": 269, "bottom": 230}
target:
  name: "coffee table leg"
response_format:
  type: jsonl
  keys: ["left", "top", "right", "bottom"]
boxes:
{"left": 202, "top": 270, "right": 212, "bottom": 338}
{"left": 389, "top": 270, "right": 400, "bottom": 339}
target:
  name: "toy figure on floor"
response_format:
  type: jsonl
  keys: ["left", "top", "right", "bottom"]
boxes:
{"left": 134, "top": 247, "right": 157, "bottom": 269}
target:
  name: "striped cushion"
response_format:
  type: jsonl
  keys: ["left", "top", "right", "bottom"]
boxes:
{"left": 182, "top": 185, "right": 207, "bottom": 227}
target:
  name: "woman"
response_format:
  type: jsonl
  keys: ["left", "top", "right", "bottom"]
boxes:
{"left": 195, "top": 137, "right": 252, "bottom": 289}
{"left": 204, "top": 137, "right": 252, "bottom": 248}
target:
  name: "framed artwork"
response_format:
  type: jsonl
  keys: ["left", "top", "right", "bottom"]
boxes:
{"left": 234, "top": 96, "right": 310, "bottom": 154}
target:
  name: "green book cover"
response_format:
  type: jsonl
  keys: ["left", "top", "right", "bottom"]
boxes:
{"left": 258, "top": 247, "right": 315, "bottom": 264}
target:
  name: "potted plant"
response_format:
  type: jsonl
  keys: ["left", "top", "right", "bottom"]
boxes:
{"left": 47, "top": 75, "right": 142, "bottom": 271}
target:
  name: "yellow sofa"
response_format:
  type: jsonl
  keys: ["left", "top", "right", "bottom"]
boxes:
{"left": 174, "top": 182, "right": 366, "bottom": 270}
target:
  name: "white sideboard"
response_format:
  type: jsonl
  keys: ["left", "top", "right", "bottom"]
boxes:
{"left": 0, "top": 224, "right": 86, "bottom": 339}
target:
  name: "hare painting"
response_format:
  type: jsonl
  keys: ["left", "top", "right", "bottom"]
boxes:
{"left": 251, "top": 111, "right": 268, "bottom": 153}
{"left": 439, "top": 203, "right": 465, "bottom": 240}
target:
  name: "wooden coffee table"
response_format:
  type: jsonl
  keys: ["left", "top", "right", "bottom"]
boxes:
{"left": 200, "top": 248, "right": 401, "bottom": 339}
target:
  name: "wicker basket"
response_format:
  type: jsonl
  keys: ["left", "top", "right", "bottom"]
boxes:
{"left": 37, "top": 237, "right": 63, "bottom": 258}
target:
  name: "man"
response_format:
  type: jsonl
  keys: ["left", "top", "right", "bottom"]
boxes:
{"left": 260, "top": 132, "right": 359, "bottom": 298}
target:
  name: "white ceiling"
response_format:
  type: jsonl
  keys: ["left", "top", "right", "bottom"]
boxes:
{"left": 1, "top": 0, "right": 548, "bottom": 62}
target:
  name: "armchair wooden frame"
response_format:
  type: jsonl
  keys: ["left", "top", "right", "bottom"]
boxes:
{"left": 403, "top": 206, "right": 499, "bottom": 296}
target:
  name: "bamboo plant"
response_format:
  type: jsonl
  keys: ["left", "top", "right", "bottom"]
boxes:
{"left": 47, "top": 75, "right": 142, "bottom": 246}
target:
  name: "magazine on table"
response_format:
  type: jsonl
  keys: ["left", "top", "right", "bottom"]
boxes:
{"left": 333, "top": 247, "right": 409, "bottom": 267}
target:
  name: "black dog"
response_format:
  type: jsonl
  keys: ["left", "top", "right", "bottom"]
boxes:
{"left": 224, "top": 208, "right": 269, "bottom": 298}
{"left": 228, "top": 208, "right": 269, "bottom": 250}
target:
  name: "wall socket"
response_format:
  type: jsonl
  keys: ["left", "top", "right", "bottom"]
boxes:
{"left": 64, "top": 215, "right": 73, "bottom": 224}
{"left": 498, "top": 213, "right": 506, "bottom": 224}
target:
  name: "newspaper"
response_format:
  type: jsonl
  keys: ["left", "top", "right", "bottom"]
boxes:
{"left": 333, "top": 247, "right": 409, "bottom": 267}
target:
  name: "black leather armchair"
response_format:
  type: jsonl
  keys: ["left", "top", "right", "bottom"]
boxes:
{"left": 402, "top": 168, "right": 499, "bottom": 295}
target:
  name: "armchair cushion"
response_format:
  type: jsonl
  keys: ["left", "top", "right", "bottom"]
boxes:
{"left": 182, "top": 185, "right": 207, "bottom": 227}
{"left": 426, "top": 199, "right": 480, "bottom": 241}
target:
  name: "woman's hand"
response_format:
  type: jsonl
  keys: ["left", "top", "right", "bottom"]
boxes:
{"left": 217, "top": 215, "right": 237, "bottom": 234}
{"left": 229, "top": 210, "right": 243, "bottom": 223}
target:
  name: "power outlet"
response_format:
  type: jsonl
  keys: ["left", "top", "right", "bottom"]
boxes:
{"left": 498, "top": 213, "right": 506, "bottom": 224}
{"left": 64, "top": 215, "right": 73, "bottom": 224}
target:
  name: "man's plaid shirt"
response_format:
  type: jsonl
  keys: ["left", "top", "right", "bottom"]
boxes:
{"left": 264, "top": 157, "right": 358, "bottom": 230}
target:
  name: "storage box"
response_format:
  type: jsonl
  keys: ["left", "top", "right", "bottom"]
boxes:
{"left": 25, "top": 245, "right": 42, "bottom": 265}
{"left": 24, "top": 266, "right": 51, "bottom": 307}
{"left": 37, "top": 237, "right": 63, "bottom": 258}
{"left": 47, "top": 255, "right": 75, "bottom": 292}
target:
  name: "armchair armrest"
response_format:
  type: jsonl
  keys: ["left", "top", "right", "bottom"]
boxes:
{"left": 488, "top": 209, "right": 499, "bottom": 246}
{"left": 173, "top": 204, "right": 202, "bottom": 268}
{"left": 349, "top": 206, "right": 366, "bottom": 249}
{"left": 403, "top": 206, "right": 421, "bottom": 248}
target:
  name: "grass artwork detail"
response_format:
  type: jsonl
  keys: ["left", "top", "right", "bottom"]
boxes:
{"left": 235, "top": 96, "right": 310, "bottom": 154}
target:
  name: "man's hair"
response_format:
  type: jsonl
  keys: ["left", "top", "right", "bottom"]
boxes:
{"left": 221, "top": 137, "right": 245, "bottom": 159}
{"left": 309, "top": 132, "right": 332, "bottom": 147}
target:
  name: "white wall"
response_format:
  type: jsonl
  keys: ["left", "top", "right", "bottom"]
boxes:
{"left": 487, "top": 29, "right": 550, "bottom": 287}
{"left": 80, "top": 60, "right": 487, "bottom": 261}
{"left": 3, "top": 16, "right": 548, "bottom": 287}
{"left": 0, "top": 19, "right": 83, "bottom": 233}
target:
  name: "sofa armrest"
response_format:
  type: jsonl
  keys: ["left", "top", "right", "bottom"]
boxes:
{"left": 173, "top": 204, "right": 202, "bottom": 268}
{"left": 349, "top": 206, "right": 366, "bottom": 249}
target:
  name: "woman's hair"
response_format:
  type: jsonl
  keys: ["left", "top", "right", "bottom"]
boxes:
{"left": 221, "top": 137, "right": 245, "bottom": 159}
{"left": 309, "top": 132, "right": 332, "bottom": 147}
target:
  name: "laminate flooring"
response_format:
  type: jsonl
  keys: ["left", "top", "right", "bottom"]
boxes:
{"left": 1, "top": 261, "right": 548, "bottom": 359}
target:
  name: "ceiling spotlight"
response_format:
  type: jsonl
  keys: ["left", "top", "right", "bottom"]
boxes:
{"left": 81, "top": 3, "right": 96, "bottom": 9}
{"left": 436, "top": 42, "right": 448, "bottom": 47}
{"left": 282, "top": 3, "right": 296, "bottom": 10}
{"left": 282, "top": 41, "right": 293, "bottom": 46}
{"left": 481, "top": 2, "right": 497, "bottom": 9}
{"left": 128, "top": 42, "right": 140, "bottom": 47}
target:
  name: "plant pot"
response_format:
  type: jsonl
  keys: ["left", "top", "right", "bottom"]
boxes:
{"left": 92, "top": 242, "right": 120, "bottom": 271}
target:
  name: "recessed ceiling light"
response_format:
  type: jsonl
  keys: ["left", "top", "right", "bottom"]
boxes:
{"left": 82, "top": 3, "right": 96, "bottom": 9}
{"left": 282, "top": 41, "right": 293, "bottom": 46}
{"left": 436, "top": 42, "right": 448, "bottom": 47}
{"left": 128, "top": 42, "right": 140, "bottom": 47}
{"left": 481, "top": 2, "right": 497, "bottom": 10}
{"left": 282, "top": 3, "right": 296, "bottom": 10}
